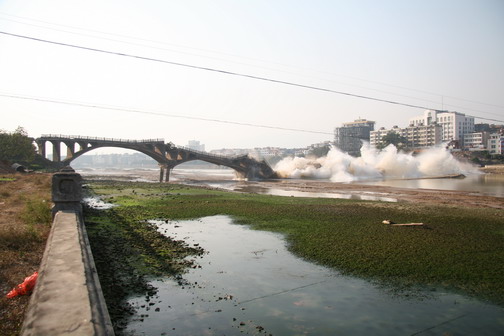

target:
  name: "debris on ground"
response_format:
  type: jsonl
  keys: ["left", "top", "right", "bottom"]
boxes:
{"left": 382, "top": 219, "right": 425, "bottom": 227}
{"left": 6, "top": 272, "right": 38, "bottom": 298}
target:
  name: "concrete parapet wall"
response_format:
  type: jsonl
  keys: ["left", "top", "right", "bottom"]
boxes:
{"left": 21, "top": 209, "right": 114, "bottom": 334}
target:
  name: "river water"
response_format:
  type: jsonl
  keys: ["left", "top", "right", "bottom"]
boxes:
{"left": 78, "top": 166, "right": 504, "bottom": 198}
{"left": 124, "top": 216, "right": 504, "bottom": 336}
{"left": 78, "top": 167, "right": 504, "bottom": 335}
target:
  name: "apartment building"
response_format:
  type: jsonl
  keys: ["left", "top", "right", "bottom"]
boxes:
{"left": 370, "top": 124, "right": 441, "bottom": 149}
{"left": 464, "top": 132, "right": 489, "bottom": 151}
{"left": 488, "top": 133, "right": 504, "bottom": 155}
{"left": 409, "top": 110, "right": 474, "bottom": 146}
{"left": 334, "top": 119, "right": 375, "bottom": 156}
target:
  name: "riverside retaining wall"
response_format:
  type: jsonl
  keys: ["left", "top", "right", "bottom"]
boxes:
{"left": 20, "top": 169, "right": 114, "bottom": 335}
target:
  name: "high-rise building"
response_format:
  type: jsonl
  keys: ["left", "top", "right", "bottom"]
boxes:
{"left": 409, "top": 110, "right": 474, "bottom": 146}
{"left": 334, "top": 119, "right": 375, "bottom": 156}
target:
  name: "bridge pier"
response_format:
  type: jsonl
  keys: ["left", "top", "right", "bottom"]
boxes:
{"left": 165, "top": 167, "right": 170, "bottom": 182}
{"left": 36, "top": 140, "right": 46, "bottom": 158}
{"left": 51, "top": 141, "right": 61, "bottom": 162}
{"left": 158, "top": 164, "right": 168, "bottom": 183}
{"left": 65, "top": 141, "right": 75, "bottom": 160}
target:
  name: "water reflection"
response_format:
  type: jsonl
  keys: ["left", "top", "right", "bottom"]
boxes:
{"left": 125, "top": 216, "right": 504, "bottom": 336}
{"left": 233, "top": 184, "right": 398, "bottom": 202}
{"left": 355, "top": 174, "right": 504, "bottom": 197}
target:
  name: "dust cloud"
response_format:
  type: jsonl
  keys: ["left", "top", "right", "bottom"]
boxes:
{"left": 274, "top": 143, "right": 479, "bottom": 182}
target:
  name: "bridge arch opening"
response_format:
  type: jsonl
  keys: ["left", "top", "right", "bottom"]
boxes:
{"left": 171, "top": 160, "right": 239, "bottom": 181}
{"left": 71, "top": 148, "right": 159, "bottom": 170}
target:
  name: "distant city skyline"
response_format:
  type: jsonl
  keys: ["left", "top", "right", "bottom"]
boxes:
{"left": 1, "top": 1, "right": 503, "bottom": 153}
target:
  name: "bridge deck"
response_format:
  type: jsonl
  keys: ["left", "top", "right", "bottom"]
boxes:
{"left": 39, "top": 134, "right": 164, "bottom": 144}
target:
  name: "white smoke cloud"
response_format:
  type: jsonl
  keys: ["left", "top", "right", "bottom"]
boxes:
{"left": 274, "top": 143, "right": 479, "bottom": 182}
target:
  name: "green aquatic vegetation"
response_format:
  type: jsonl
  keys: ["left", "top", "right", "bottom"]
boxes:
{"left": 86, "top": 181, "right": 504, "bottom": 307}
{"left": 83, "top": 190, "right": 204, "bottom": 332}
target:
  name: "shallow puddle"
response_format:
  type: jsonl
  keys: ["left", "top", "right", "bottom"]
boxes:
{"left": 124, "top": 215, "right": 504, "bottom": 335}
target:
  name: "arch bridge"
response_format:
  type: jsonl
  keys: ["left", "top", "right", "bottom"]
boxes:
{"left": 35, "top": 135, "right": 277, "bottom": 181}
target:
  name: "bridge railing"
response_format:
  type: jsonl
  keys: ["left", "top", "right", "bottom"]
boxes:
{"left": 39, "top": 134, "right": 165, "bottom": 144}
{"left": 173, "top": 145, "right": 244, "bottom": 160}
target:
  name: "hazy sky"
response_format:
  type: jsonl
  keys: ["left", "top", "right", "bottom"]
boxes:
{"left": 1, "top": 0, "right": 503, "bottom": 152}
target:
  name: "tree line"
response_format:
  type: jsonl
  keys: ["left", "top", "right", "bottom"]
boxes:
{"left": 0, "top": 127, "right": 36, "bottom": 163}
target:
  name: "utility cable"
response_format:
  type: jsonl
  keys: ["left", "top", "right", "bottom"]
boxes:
{"left": 1, "top": 91, "right": 502, "bottom": 124}
{"left": 2, "top": 13, "right": 503, "bottom": 113}
{"left": 0, "top": 92, "right": 335, "bottom": 135}
{"left": 0, "top": 30, "right": 434, "bottom": 111}
{"left": 0, "top": 31, "right": 502, "bottom": 122}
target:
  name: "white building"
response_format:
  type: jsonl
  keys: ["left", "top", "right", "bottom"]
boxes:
{"left": 488, "top": 133, "right": 504, "bottom": 155}
{"left": 370, "top": 126, "right": 401, "bottom": 148}
{"left": 409, "top": 110, "right": 474, "bottom": 146}
{"left": 464, "top": 132, "right": 489, "bottom": 151}
{"left": 370, "top": 124, "right": 441, "bottom": 149}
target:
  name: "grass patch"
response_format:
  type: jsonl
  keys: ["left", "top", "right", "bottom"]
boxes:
{"left": 87, "top": 180, "right": 504, "bottom": 309}
{"left": 21, "top": 199, "right": 52, "bottom": 237}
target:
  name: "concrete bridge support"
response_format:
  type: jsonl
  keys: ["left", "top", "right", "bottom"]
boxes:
{"left": 158, "top": 164, "right": 172, "bottom": 182}
{"left": 51, "top": 141, "right": 61, "bottom": 162}
{"left": 37, "top": 140, "right": 46, "bottom": 158}
{"left": 65, "top": 141, "right": 75, "bottom": 161}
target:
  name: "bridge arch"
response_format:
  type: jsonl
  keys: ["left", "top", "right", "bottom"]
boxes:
{"left": 62, "top": 144, "right": 166, "bottom": 166}
{"left": 35, "top": 135, "right": 276, "bottom": 182}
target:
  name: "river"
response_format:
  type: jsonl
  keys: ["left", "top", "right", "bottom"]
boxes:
{"left": 79, "top": 167, "right": 504, "bottom": 335}
{"left": 123, "top": 215, "right": 504, "bottom": 336}
{"left": 77, "top": 166, "right": 504, "bottom": 198}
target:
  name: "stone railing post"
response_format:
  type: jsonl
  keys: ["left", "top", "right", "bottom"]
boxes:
{"left": 51, "top": 166, "right": 82, "bottom": 218}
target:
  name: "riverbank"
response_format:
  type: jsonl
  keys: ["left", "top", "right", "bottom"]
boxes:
{"left": 481, "top": 164, "right": 504, "bottom": 175}
{"left": 0, "top": 174, "right": 52, "bottom": 336}
{"left": 85, "top": 179, "right": 504, "bottom": 334}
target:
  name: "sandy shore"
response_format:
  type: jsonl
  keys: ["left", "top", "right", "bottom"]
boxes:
{"left": 480, "top": 164, "right": 504, "bottom": 175}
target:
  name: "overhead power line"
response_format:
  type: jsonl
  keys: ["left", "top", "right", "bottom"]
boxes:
{"left": 2, "top": 92, "right": 502, "bottom": 135}
{"left": 0, "top": 30, "right": 435, "bottom": 110}
{"left": 0, "top": 92, "right": 334, "bottom": 135}
{"left": 0, "top": 31, "right": 502, "bottom": 123}
{"left": 3, "top": 11, "right": 503, "bottom": 114}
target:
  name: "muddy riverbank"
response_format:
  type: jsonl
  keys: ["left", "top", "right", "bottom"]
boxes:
{"left": 253, "top": 178, "right": 504, "bottom": 209}
{"left": 77, "top": 167, "right": 504, "bottom": 209}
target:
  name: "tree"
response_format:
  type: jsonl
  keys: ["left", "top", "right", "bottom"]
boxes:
{"left": 0, "top": 127, "right": 36, "bottom": 162}
{"left": 376, "top": 131, "right": 408, "bottom": 150}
